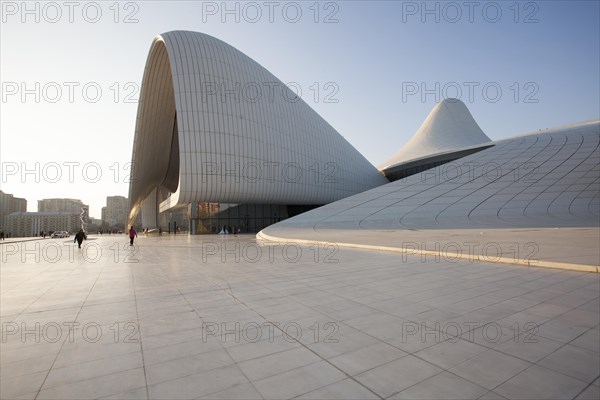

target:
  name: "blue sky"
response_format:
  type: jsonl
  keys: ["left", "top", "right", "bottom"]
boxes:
{"left": 1, "top": 0, "right": 599, "bottom": 217}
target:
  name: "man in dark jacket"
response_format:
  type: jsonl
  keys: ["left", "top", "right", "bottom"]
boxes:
{"left": 74, "top": 229, "right": 86, "bottom": 248}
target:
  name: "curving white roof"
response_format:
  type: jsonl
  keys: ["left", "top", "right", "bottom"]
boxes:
{"left": 263, "top": 120, "right": 600, "bottom": 231}
{"left": 128, "top": 31, "right": 388, "bottom": 226}
{"left": 379, "top": 98, "right": 492, "bottom": 170}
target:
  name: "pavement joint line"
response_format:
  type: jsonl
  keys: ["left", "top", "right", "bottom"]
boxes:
{"left": 257, "top": 232, "right": 599, "bottom": 273}
{"left": 3, "top": 236, "right": 597, "bottom": 398}
{"left": 177, "top": 284, "right": 266, "bottom": 399}
{"left": 129, "top": 260, "right": 151, "bottom": 400}
{"left": 0, "top": 237, "right": 52, "bottom": 244}
{"left": 183, "top": 274, "right": 386, "bottom": 400}
{"left": 32, "top": 257, "right": 106, "bottom": 399}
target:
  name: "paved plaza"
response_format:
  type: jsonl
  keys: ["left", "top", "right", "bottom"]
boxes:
{"left": 1, "top": 235, "right": 599, "bottom": 399}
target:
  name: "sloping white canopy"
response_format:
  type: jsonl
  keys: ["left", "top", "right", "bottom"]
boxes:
{"left": 263, "top": 120, "right": 600, "bottom": 231}
{"left": 379, "top": 99, "right": 491, "bottom": 170}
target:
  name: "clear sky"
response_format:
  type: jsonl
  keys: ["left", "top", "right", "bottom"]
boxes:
{"left": 1, "top": 0, "right": 599, "bottom": 218}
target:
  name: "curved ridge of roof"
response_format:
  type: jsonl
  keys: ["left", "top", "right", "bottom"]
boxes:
{"left": 128, "top": 30, "right": 389, "bottom": 226}
{"left": 379, "top": 98, "right": 492, "bottom": 170}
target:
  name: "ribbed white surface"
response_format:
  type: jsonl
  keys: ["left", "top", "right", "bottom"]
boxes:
{"left": 129, "top": 31, "right": 388, "bottom": 223}
{"left": 267, "top": 120, "right": 600, "bottom": 230}
{"left": 379, "top": 98, "right": 492, "bottom": 170}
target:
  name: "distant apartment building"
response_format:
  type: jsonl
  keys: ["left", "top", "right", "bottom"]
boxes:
{"left": 89, "top": 217, "right": 102, "bottom": 226}
{"left": 102, "top": 196, "right": 129, "bottom": 228}
{"left": 0, "top": 190, "right": 27, "bottom": 230}
{"left": 38, "top": 198, "right": 89, "bottom": 221}
{"left": 6, "top": 212, "right": 80, "bottom": 237}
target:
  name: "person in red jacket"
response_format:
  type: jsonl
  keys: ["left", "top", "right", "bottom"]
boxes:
{"left": 129, "top": 226, "right": 137, "bottom": 246}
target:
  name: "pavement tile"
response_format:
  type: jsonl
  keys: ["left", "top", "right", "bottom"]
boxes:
{"left": 2, "top": 236, "right": 598, "bottom": 400}
{"left": 252, "top": 361, "right": 346, "bottom": 399}
{"left": 354, "top": 355, "right": 443, "bottom": 398}
{"left": 538, "top": 344, "right": 600, "bottom": 383}
{"left": 495, "top": 365, "right": 588, "bottom": 400}
{"left": 390, "top": 371, "right": 488, "bottom": 399}
{"left": 448, "top": 349, "right": 532, "bottom": 390}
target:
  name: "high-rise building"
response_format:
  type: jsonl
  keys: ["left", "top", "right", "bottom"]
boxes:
{"left": 102, "top": 196, "right": 129, "bottom": 228}
{"left": 0, "top": 190, "right": 27, "bottom": 230}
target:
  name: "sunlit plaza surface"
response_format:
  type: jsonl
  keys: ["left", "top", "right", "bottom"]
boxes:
{"left": 1, "top": 235, "right": 598, "bottom": 400}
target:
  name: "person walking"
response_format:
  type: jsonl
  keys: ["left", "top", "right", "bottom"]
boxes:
{"left": 129, "top": 226, "right": 137, "bottom": 246}
{"left": 74, "top": 229, "right": 86, "bottom": 249}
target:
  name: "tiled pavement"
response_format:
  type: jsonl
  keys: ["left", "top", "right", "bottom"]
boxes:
{"left": 1, "top": 235, "right": 598, "bottom": 399}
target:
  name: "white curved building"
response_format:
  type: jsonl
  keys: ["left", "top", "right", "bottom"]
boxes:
{"left": 262, "top": 119, "right": 600, "bottom": 231}
{"left": 259, "top": 119, "right": 600, "bottom": 270}
{"left": 380, "top": 98, "right": 492, "bottom": 170}
{"left": 128, "top": 31, "right": 388, "bottom": 230}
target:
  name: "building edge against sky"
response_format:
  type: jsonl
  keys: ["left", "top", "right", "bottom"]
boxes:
{"left": 261, "top": 120, "right": 600, "bottom": 232}
{"left": 127, "top": 31, "right": 388, "bottom": 233}
{"left": 378, "top": 98, "right": 492, "bottom": 171}
{"left": 127, "top": 31, "right": 600, "bottom": 235}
